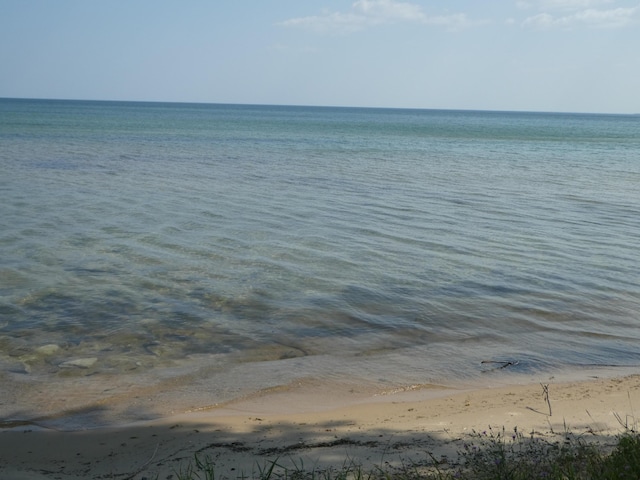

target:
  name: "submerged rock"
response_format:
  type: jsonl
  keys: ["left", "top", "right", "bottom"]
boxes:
{"left": 8, "top": 362, "right": 31, "bottom": 374}
{"left": 59, "top": 357, "right": 98, "bottom": 369}
{"left": 36, "top": 344, "right": 61, "bottom": 355}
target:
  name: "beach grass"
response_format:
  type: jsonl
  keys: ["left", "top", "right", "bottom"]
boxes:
{"left": 174, "top": 426, "right": 640, "bottom": 480}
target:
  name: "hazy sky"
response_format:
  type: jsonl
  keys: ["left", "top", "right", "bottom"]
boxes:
{"left": 2, "top": 0, "right": 639, "bottom": 113}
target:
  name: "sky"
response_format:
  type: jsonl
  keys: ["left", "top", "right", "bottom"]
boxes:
{"left": 1, "top": 0, "right": 639, "bottom": 113}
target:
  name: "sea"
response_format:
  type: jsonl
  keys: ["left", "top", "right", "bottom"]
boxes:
{"left": 1, "top": 98, "right": 639, "bottom": 429}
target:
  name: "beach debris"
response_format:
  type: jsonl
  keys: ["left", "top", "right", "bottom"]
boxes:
{"left": 526, "top": 383, "right": 553, "bottom": 417}
{"left": 480, "top": 360, "right": 519, "bottom": 371}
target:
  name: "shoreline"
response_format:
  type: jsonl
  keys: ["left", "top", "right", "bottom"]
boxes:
{"left": 1, "top": 373, "right": 639, "bottom": 479}
{"left": 3, "top": 352, "right": 636, "bottom": 432}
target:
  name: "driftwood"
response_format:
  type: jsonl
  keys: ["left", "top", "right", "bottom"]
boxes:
{"left": 480, "top": 360, "right": 520, "bottom": 370}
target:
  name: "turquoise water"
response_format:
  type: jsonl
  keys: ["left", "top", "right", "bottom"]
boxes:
{"left": 1, "top": 99, "right": 639, "bottom": 427}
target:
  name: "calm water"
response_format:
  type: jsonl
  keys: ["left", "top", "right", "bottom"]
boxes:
{"left": 1, "top": 99, "right": 639, "bottom": 427}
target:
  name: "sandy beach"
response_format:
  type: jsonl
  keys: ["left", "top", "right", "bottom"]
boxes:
{"left": 1, "top": 373, "right": 639, "bottom": 479}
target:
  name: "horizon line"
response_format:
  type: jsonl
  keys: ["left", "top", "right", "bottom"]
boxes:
{"left": 1, "top": 96, "right": 636, "bottom": 117}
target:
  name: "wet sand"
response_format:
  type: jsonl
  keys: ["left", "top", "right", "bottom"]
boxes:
{"left": 1, "top": 374, "right": 639, "bottom": 479}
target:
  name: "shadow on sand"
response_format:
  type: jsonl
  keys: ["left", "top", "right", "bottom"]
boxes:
{"left": 0, "top": 400, "right": 628, "bottom": 480}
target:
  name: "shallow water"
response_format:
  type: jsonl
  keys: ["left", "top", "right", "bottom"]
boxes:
{"left": 1, "top": 99, "right": 639, "bottom": 428}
